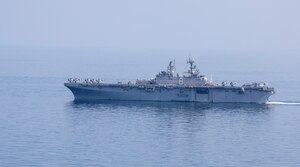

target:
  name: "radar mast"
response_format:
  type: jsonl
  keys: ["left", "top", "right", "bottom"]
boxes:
{"left": 187, "top": 58, "right": 199, "bottom": 76}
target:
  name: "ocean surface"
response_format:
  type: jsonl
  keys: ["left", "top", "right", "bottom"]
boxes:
{"left": 0, "top": 48, "right": 300, "bottom": 166}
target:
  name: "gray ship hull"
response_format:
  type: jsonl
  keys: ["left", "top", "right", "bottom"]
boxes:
{"left": 65, "top": 83, "right": 274, "bottom": 104}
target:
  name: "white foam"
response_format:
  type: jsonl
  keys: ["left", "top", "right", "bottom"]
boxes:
{"left": 267, "top": 101, "right": 300, "bottom": 105}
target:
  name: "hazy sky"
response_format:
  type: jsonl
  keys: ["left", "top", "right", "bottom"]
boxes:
{"left": 0, "top": 0, "right": 299, "bottom": 52}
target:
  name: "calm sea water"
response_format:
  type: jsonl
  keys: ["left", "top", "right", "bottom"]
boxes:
{"left": 0, "top": 49, "right": 300, "bottom": 166}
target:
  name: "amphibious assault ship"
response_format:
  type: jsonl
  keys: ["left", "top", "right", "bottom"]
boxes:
{"left": 65, "top": 58, "right": 275, "bottom": 104}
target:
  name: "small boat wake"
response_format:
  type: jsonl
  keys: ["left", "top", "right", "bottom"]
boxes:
{"left": 267, "top": 101, "right": 300, "bottom": 106}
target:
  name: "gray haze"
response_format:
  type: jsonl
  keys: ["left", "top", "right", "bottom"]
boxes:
{"left": 0, "top": 0, "right": 300, "bottom": 79}
{"left": 1, "top": 0, "right": 300, "bottom": 52}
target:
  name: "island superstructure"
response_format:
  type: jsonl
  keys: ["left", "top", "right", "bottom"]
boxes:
{"left": 65, "top": 58, "right": 275, "bottom": 104}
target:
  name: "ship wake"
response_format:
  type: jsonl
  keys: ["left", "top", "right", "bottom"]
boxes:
{"left": 267, "top": 101, "right": 300, "bottom": 106}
